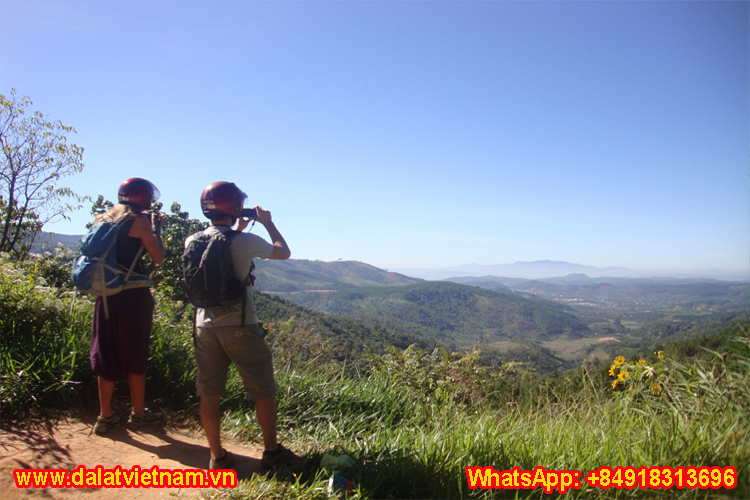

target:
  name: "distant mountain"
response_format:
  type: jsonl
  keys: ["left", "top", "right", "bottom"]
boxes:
{"left": 393, "top": 261, "right": 634, "bottom": 280}
{"left": 273, "top": 281, "right": 592, "bottom": 346}
{"left": 393, "top": 260, "right": 749, "bottom": 281}
{"left": 445, "top": 274, "right": 750, "bottom": 313}
{"left": 29, "top": 232, "right": 82, "bottom": 254}
{"left": 254, "top": 259, "right": 422, "bottom": 292}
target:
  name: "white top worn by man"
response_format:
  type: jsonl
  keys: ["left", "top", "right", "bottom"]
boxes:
{"left": 187, "top": 181, "right": 299, "bottom": 471}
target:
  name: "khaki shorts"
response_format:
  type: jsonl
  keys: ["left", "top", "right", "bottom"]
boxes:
{"left": 194, "top": 323, "right": 275, "bottom": 399}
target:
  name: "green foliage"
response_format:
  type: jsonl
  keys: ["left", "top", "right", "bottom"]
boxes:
{"left": 146, "top": 287, "right": 200, "bottom": 408}
{"left": 0, "top": 89, "right": 88, "bottom": 260}
{"left": 264, "top": 316, "right": 338, "bottom": 371}
{"left": 255, "top": 292, "right": 440, "bottom": 366}
{"left": 85, "top": 194, "right": 114, "bottom": 229}
{"left": 367, "top": 345, "right": 527, "bottom": 407}
{"left": 22, "top": 243, "right": 76, "bottom": 289}
{"left": 146, "top": 201, "right": 207, "bottom": 302}
{"left": 284, "top": 281, "right": 591, "bottom": 347}
{"left": 0, "top": 254, "right": 93, "bottom": 414}
{"left": 481, "top": 342, "right": 575, "bottom": 374}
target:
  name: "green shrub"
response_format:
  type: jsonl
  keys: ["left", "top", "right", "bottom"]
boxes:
{"left": 0, "top": 255, "right": 94, "bottom": 414}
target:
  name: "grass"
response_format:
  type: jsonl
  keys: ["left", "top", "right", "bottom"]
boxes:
{"left": 215, "top": 335, "right": 749, "bottom": 499}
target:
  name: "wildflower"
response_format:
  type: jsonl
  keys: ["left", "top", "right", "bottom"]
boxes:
{"left": 617, "top": 371, "right": 630, "bottom": 381}
{"left": 657, "top": 351, "right": 665, "bottom": 360}
{"left": 608, "top": 365, "right": 617, "bottom": 377}
{"left": 636, "top": 359, "right": 648, "bottom": 367}
{"left": 614, "top": 356, "right": 625, "bottom": 366}
{"left": 611, "top": 380, "right": 618, "bottom": 389}
{"left": 650, "top": 384, "right": 662, "bottom": 396}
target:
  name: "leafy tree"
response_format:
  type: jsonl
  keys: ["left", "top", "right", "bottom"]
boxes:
{"left": 86, "top": 194, "right": 114, "bottom": 229}
{"left": 0, "top": 89, "right": 87, "bottom": 259}
{"left": 148, "top": 201, "right": 207, "bottom": 301}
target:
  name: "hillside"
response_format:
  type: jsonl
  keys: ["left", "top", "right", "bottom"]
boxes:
{"left": 253, "top": 259, "right": 422, "bottom": 292}
{"left": 254, "top": 291, "right": 439, "bottom": 361}
{"left": 29, "top": 232, "right": 82, "bottom": 254}
{"left": 272, "top": 281, "right": 592, "bottom": 347}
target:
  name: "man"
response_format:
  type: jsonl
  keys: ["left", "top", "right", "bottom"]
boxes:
{"left": 187, "top": 181, "right": 297, "bottom": 470}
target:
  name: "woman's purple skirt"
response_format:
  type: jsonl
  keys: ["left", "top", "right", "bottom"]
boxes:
{"left": 90, "top": 287, "right": 154, "bottom": 381}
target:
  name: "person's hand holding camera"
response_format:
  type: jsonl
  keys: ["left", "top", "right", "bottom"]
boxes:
{"left": 253, "top": 206, "right": 273, "bottom": 226}
{"left": 149, "top": 211, "right": 167, "bottom": 233}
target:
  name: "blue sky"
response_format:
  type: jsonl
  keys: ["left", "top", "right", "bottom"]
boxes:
{"left": 2, "top": 1, "right": 748, "bottom": 277}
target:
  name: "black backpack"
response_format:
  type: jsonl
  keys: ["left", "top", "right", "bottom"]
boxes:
{"left": 182, "top": 228, "right": 255, "bottom": 326}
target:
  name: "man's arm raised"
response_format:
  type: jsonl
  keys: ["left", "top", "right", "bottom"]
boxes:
{"left": 238, "top": 206, "right": 290, "bottom": 260}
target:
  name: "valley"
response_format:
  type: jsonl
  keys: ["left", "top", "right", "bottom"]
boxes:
{"left": 253, "top": 258, "right": 750, "bottom": 372}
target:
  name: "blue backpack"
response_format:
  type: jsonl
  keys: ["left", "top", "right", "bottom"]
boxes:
{"left": 72, "top": 217, "right": 150, "bottom": 318}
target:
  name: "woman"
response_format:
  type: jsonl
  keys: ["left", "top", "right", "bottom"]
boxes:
{"left": 90, "top": 177, "right": 166, "bottom": 434}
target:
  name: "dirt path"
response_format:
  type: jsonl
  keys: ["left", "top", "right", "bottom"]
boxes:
{"left": 1, "top": 414, "right": 265, "bottom": 500}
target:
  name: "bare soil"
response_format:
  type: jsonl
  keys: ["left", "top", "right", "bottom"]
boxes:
{"left": 1, "top": 414, "right": 265, "bottom": 500}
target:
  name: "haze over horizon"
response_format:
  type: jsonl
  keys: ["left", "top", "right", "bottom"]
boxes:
{"left": 390, "top": 259, "right": 750, "bottom": 282}
{"left": 3, "top": 1, "right": 748, "bottom": 277}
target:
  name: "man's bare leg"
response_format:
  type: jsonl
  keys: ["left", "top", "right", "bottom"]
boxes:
{"left": 255, "top": 397, "right": 278, "bottom": 451}
{"left": 200, "top": 395, "right": 224, "bottom": 458}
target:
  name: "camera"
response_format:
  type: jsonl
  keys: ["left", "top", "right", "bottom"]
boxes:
{"left": 242, "top": 208, "right": 257, "bottom": 219}
{"left": 148, "top": 211, "right": 166, "bottom": 227}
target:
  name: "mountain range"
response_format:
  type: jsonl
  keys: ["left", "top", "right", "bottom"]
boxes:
{"left": 392, "top": 260, "right": 749, "bottom": 281}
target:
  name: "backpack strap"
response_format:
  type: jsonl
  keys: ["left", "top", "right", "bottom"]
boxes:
{"left": 116, "top": 216, "right": 145, "bottom": 277}
{"left": 225, "top": 230, "right": 255, "bottom": 328}
{"left": 101, "top": 224, "right": 122, "bottom": 319}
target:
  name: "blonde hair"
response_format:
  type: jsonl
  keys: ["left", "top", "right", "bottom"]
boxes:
{"left": 93, "top": 204, "right": 138, "bottom": 225}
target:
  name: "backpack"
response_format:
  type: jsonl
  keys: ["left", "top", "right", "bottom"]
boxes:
{"left": 182, "top": 228, "right": 255, "bottom": 326}
{"left": 71, "top": 217, "right": 150, "bottom": 318}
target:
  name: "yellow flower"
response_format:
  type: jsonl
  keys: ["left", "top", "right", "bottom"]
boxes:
{"left": 617, "top": 371, "right": 630, "bottom": 381}
{"left": 636, "top": 359, "right": 648, "bottom": 367}
{"left": 650, "top": 384, "right": 662, "bottom": 396}
{"left": 608, "top": 365, "right": 617, "bottom": 377}
{"left": 611, "top": 380, "right": 618, "bottom": 389}
{"left": 614, "top": 356, "right": 626, "bottom": 366}
{"left": 657, "top": 351, "right": 665, "bottom": 359}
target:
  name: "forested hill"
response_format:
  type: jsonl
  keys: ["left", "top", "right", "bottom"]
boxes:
{"left": 253, "top": 259, "right": 422, "bottom": 292}
{"left": 254, "top": 292, "right": 438, "bottom": 361}
{"left": 272, "top": 281, "right": 592, "bottom": 347}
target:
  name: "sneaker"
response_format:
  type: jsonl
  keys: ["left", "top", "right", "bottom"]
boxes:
{"left": 209, "top": 449, "right": 234, "bottom": 470}
{"left": 94, "top": 414, "right": 121, "bottom": 434}
{"left": 127, "top": 409, "right": 165, "bottom": 428}
{"left": 261, "top": 444, "right": 300, "bottom": 471}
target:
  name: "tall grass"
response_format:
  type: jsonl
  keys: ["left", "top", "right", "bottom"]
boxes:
{"left": 219, "top": 329, "right": 749, "bottom": 499}
{"left": 0, "top": 257, "right": 94, "bottom": 413}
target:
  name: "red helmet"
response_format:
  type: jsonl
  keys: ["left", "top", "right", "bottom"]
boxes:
{"left": 200, "top": 181, "right": 247, "bottom": 219}
{"left": 118, "top": 178, "right": 160, "bottom": 211}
